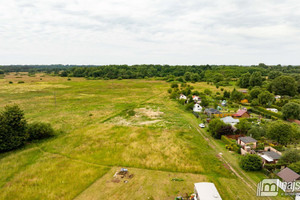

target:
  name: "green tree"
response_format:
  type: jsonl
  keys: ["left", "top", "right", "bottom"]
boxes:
{"left": 171, "top": 83, "right": 179, "bottom": 88}
{"left": 230, "top": 88, "right": 244, "bottom": 102}
{"left": 238, "top": 72, "right": 251, "bottom": 88}
{"left": 208, "top": 119, "right": 226, "bottom": 139}
{"left": 267, "top": 121, "right": 294, "bottom": 145}
{"left": 282, "top": 102, "right": 300, "bottom": 120}
{"left": 0, "top": 105, "right": 28, "bottom": 152}
{"left": 289, "top": 161, "right": 300, "bottom": 174}
{"left": 268, "top": 71, "right": 282, "bottom": 79}
{"left": 204, "top": 89, "right": 212, "bottom": 95}
{"left": 213, "top": 73, "right": 224, "bottom": 83}
{"left": 184, "top": 72, "right": 192, "bottom": 82}
{"left": 249, "top": 86, "right": 262, "bottom": 99}
{"left": 271, "top": 76, "right": 298, "bottom": 96}
{"left": 247, "top": 126, "right": 266, "bottom": 139}
{"left": 236, "top": 118, "right": 251, "bottom": 134}
{"left": 27, "top": 122, "right": 55, "bottom": 141}
{"left": 200, "top": 97, "right": 209, "bottom": 107}
{"left": 249, "top": 72, "right": 262, "bottom": 87}
{"left": 223, "top": 90, "right": 230, "bottom": 99}
{"left": 258, "top": 91, "right": 274, "bottom": 106}
{"left": 240, "top": 154, "right": 262, "bottom": 171}
{"left": 191, "top": 73, "right": 201, "bottom": 82}
{"left": 0, "top": 69, "right": 4, "bottom": 74}
{"left": 279, "top": 149, "right": 300, "bottom": 165}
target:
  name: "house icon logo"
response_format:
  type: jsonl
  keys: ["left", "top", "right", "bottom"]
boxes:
{"left": 257, "top": 179, "right": 279, "bottom": 196}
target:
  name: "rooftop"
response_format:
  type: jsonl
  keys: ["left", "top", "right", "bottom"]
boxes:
{"left": 263, "top": 151, "right": 281, "bottom": 160}
{"left": 277, "top": 167, "right": 300, "bottom": 182}
{"left": 194, "top": 182, "right": 222, "bottom": 200}
{"left": 238, "top": 136, "right": 257, "bottom": 143}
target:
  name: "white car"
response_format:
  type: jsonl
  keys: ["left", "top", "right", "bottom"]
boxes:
{"left": 199, "top": 123, "right": 205, "bottom": 128}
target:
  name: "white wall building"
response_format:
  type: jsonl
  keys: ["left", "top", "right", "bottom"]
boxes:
{"left": 194, "top": 182, "right": 222, "bottom": 200}
{"left": 193, "top": 103, "right": 202, "bottom": 112}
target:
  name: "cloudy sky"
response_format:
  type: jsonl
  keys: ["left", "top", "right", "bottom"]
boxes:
{"left": 1, "top": 0, "right": 300, "bottom": 65}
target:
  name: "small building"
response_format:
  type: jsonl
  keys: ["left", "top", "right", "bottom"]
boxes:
{"left": 240, "top": 99, "right": 249, "bottom": 104}
{"left": 232, "top": 109, "right": 250, "bottom": 118}
{"left": 221, "top": 100, "right": 227, "bottom": 107}
{"left": 238, "top": 89, "right": 248, "bottom": 94}
{"left": 237, "top": 136, "right": 257, "bottom": 149}
{"left": 193, "top": 103, "right": 202, "bottom": 112}
{"left": 275, "top": 95, "right": 281, "bottom": 100}
{"left": 194, "top": 182, "right": 222, "bottom": 200}
{"left": 179, "top": 94, "right": 187, "bottom": 100}
{"left": 260, "top": 151, "right": 281, "bottom": 165}
{"left": 193, "top": 95, "right": 200, "bottom": 101}
{"left": 204, "top": 108, "right": 222, "bottom": 116}
{"left": 217, "top": 106, "right": 222, "bottom": 111}
{"left": 277, "top": 167, "right": 300, "bottom": 183}
{"left": 221, "top": 116, "right": 239, "bottom": 126}
{"left": 266, "top": 108, "right": 278, "bottom": 113}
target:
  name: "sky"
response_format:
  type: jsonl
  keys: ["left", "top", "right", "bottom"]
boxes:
{"left": 1, "top": 0, "right": 300, "bottom": 65}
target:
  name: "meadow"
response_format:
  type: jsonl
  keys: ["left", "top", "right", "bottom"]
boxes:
{"left": 0, "top": 74, "right": 286, "bottom": 199}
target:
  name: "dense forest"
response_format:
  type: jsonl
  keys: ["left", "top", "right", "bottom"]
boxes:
{"left": 1, "top": 64, "right": 299, "bottom": 82}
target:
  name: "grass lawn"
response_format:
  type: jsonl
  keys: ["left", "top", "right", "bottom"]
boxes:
{"left": 0, "top": 74, "right": 287, "bottom": 199}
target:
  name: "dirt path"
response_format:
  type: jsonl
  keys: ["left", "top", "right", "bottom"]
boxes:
{"left": 193, "top": 126, "right": 274, "bottom": 200}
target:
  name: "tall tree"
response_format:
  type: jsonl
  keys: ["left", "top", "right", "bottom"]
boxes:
{"left": 258, "top": 91, "right": 274, "bottom": 106}
{"left": 249, "top": 72, "right": 263, "bottom": 87}
{"left": 271, "top": 76, "right": 298, "bottom": 96}
{"left": 267, "top": 121, "right": 294, "bottom": 145}
{"left": 238, "top": 72, "right": 251, "bottom": 88}
{"left": 282, "top": 102, "right": 300, "bottom": 120}
{"left": 0, "top": 105, "right": 28, "bottom": 152}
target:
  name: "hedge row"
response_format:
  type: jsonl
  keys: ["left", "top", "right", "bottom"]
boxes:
{"left": 221, "top": 135, "right": 235, "bottom": 145}
{"left": 264, "top": 163, "right": 285, "bottom": 171}
{"left": 255, "top": 107, "right": 283, "bottom": 119}
{"left": 249, "top": 107, "right": 280, "bottom": 120}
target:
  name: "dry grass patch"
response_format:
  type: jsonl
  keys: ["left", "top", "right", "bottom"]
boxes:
{"left": 75, "top": 167, "right": 208, "bottom": 200}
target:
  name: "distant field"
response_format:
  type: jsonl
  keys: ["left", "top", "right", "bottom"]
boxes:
{"left": 0, "top": 74, "right": 282, "bottom": 199}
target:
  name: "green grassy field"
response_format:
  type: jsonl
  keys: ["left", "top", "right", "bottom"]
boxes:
{"left": 0, "top": 74, "right": 286, "bottom": 199}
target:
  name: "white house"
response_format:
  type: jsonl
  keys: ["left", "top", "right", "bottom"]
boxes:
{"left": 193, "top": 95, "right": 200, "bottom": 101}
{"left": 194, "top": 182, "right": 222, "bottom": 200}
{"left": 179, "top": 94, "right": 187, "bottom": 100}
{"left": 193, "top": 103, "right": 202, "bottom": 112}
{"left": 220, "top": 116, "right": 239, "bottom": 126}
{"left": 266, "top": 108, "right": 278, "bottom": 113}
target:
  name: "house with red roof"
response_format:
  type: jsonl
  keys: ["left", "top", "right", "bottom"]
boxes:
{"left": 232, "top": 109, "right": 250, "bottom": 118}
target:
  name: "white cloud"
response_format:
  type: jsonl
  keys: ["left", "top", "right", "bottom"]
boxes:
{"left": 0, "top": 0, "right": 300, "bottom": 65}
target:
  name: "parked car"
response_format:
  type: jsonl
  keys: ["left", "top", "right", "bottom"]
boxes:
{"left": 199, "top": 123, "right": 205, "bottom": 128}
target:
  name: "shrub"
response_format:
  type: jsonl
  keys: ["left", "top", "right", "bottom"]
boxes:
{"left": 117, "top": 77, "right": 122, "bottom": 80}
{"left": 0, "top": 105, "right": 28, "bottom": 152}
{"left": 9, "top": 81, "right": 13, "bottom": 84}
{"left": 240, "top": 154, "right": 262, "bottom": 171}
{"left": 18, "top": 81, "right": 24, "bottom": 84}
{"left": 27, "top": 122, "right": 55, "bottom": 141}
{"left": 67, "top": 78, "right": 71, "bottom": 81}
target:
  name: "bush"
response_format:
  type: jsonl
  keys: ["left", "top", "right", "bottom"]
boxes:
{"left": 240, "top": 154, "right": 262, "bottom": 171}
{"left": 18, "top": 81, "right": 24, "bottom": 84}
{"left": 0, "top": 105, "right": 28, "bottom": 152}
{"left": 9, "top": 81, "right": 13, "bottom": 84}
{"left": 221, "top": 135, "right": 235, "bottom": 145}
{"left": 27, "top": 122, "right": 55, "bottom": 141}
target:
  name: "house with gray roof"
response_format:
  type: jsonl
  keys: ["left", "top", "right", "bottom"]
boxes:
{"left": 277, "top": 167, "right": 300, "bottom": 182}
{"left": 260, "top": 150, "right": 281, "bottom": 165}
{"left": 221, "top": 116, "right": 239, "bottom": 126}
